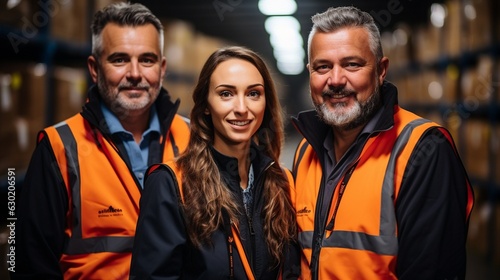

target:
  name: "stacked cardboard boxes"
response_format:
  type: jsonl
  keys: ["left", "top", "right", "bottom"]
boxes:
{"left": 0, "top": 63, "right": 46, "bottom": 172}
{"left": 162, "top": 19, "right": 230, "bottom": 116}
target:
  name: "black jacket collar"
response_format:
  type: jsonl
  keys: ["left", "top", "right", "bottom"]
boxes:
{"left": 210, "top": 143, "right": 274, "bottom": 192}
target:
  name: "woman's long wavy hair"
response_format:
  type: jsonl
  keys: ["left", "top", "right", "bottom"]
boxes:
{"left": 176, "top": 46, "right": 296, "bottom": 264}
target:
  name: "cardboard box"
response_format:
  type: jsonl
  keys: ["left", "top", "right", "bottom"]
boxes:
{"left": 50, "top": 0, "right": 88, "bottom": 43}
{"left": 162, "top": 19, "right": 197, "bottom": 74}
{"left": 18, "top": 64, "right": 47, "bottom": 127}
{"left": 0, "top": 63, "right": 46, "bottom": 131}
{"left": 495, "top": 203, "right": 500, "bottom": 266}
{"left": 389, "top": 72, "right": 452, "bottom": 121}
{"left": 413, "top": 23, "right": 442, "bottom": 63}
{"left": 391, "top": 76, "right": 412, "bottom": 104}
{"left": 443, "top": 0, "right": 462, "bottom": 56}
{"left": 466, "top": 191, "right": 489, "bottom": 257}
{"left": 163, "top": 30, "right": 229, "bottom": 116}
{"left": 0, "top": 73, "right": 20, "bottom": 133}
{"left": 0, "top": 0, "right": 36, "bottom": 29}
{"left": 381, "top": 31, "right": 396, "bottom": 67}
{"left": 51, "top": 0, "right": 125, "bottom": 44}
{"left": 193, "top": 33, "right": 229, "bottom": 74}
{"left": 93, "top": 0, "right": 126, "bottom": 12}
{"left": 164, "top": 81, "right": 195, "bottom": 117}
{"left": 0, "top": 117, "right": 39, "bottom": 172}
{"left": 424, "top": 112, "right": 445, "bottom": 126}
{"left": 495, "top": 125, "right": 500, "bottom": 186}
{"left": 462, "top": 119, "right": 490, "bottom": 180}
{"left": 443, "top": 64, "right": 459, "bottom": 104}
{"left": 404, "top": 70, "right": 444, "bottom": 103}
{"left": 1, "top": 0, "right": 125, "bottom": 45}
{"left": 461, "top": 56, "right": 494, "bottom": 106}
{"left": 52, "top": 66, "right": 87, "bottom": 123}
{"left": 464, "top": 0, "right": 493, "bottom": 51}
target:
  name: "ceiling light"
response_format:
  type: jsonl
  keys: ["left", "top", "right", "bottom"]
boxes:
{"left": 430, "top": 3, "right": 446, "bottom": 28}
{"left": 258, "top": 0, "right": 297, "bottom": 15}
{"left": 277, "top": 61, "right": 304, "bottom": 75}
{"left": 264, "top": 16, "right": 300, "bottom": 34}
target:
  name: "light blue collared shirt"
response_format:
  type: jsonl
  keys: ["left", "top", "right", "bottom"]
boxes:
{"left": 101, "top": 103, "right": 161, "bottom": 188}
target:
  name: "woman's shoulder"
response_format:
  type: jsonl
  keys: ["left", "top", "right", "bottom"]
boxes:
{"left": 146, "top": 160, "right": 182, "bottom": 181}
{"left": 144, "top": 162, "right": 181, "bottom": 195}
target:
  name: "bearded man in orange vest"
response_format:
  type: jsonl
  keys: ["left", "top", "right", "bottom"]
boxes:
{"left": 292, "top": 6, "right": 474, "bottom": 280}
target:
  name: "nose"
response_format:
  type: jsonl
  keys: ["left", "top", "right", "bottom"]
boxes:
{"left": 233, "top": 95, "right": 248, "bottom": 114}
{"left": 327, "top": 67, "right": 346, "bottom": 87}
{"left": 126, "top": 61, "right": 141, "bottom": 81}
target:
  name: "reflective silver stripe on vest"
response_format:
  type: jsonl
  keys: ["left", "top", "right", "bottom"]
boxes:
{"left": 65, "top": 236, "right": 134, "bottom": 254}
{"left": 299, "top": 119, "right": 432, "bottom": 255}
{"left": 55, "top": 123, "right": 134, "bottom": 254}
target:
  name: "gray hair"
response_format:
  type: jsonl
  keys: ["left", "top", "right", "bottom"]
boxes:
{"left": 307, "top": 6, "right": 383, "bottom": 63}
{"left": 91, "top": 2, "right": 164, "bottom": 58}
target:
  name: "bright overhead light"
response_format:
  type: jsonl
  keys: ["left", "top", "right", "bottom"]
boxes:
{"left": 392, "top": 28, "right": 408, "bottom": 46}
{"left": 464, "top": 4, "right": 476, "bottom": 20}
{"left": 258, "top": 0, "right": 297, "bottom": 15}
{"left": 430, "top": 3, "right": 446, "bottom": 28}
{"left": 277, "top": 61, "right": 304, "bottom": 75}
{"left": 428, "top": 81, "right": 443, "bottom": 100}
{"left": 273, "top": 48, "right": 305, "bottom": 61}
{"left": 265, "top": 16, "right": 300, "bottom": 34}
{"left": 6, "top": 0, "right": 21, "bottom": 9}
{"left": 262, "top": 11, "right": 304, "bottom": 75}
{"left": 269, "top": 32, "right": 303, "bottom": 49}
{"left": 275, "top": 55, "right": 303, "bottom": 66}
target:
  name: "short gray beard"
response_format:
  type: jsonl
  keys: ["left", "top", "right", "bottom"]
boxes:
{"left": 315, "top": 84, "right": 381, "bottom": 131}
{"left": 96, "top": 70, "right": 159, "bottom": 120}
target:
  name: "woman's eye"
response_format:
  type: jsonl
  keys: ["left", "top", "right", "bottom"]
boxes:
{"left": 248, "top": 90, "right": 261, "bottom": 98}
{"left": 219, "top": 90, "right": 232, "bottom": 97}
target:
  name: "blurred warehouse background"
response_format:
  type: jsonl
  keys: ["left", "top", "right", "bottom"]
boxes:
{"left": 0, "top": 0, "right": 499, "bottom": 279}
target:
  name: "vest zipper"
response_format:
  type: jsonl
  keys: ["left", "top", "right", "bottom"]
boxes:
{"left": 311, "top": 159, "right": 359, "bottom": 280}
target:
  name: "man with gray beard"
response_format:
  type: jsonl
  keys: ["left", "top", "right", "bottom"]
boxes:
{"left": 291, "top": 6, "right": 474, "bottom": 280}
{"left": 13, "top": 3, "right": 190, "bottom": 279}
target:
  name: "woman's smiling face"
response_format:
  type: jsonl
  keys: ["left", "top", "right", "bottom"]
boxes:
{"left": 206, "top": 58, "right": 266, "bottom": 152}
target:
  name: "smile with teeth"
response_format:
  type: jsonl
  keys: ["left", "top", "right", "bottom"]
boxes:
{"left": 228, "top": 120, "right": 251, "bottom": 126}
{"left": 333, "top": 93, "right": 348, "bottom": 98}
{"left": 325, "top": 93, "right": 350, "bottom": 99}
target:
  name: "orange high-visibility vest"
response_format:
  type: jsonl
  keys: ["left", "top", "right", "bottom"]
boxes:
{"left": 42, "top": 113, "right": 189, "bottom": 279}
{"left": 293, "top": 107, "right": 474, "bottom": 279}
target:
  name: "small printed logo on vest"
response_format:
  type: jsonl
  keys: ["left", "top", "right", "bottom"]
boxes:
{"left": 297, "top": 206, "right": 312, "bottom": 216}
{"left": 98, "top": 206, "right": 124, "bottom": 217}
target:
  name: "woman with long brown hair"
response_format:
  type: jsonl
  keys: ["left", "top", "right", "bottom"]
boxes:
{"left": 130, "top": 46, "right": 298, "bottom": 279}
